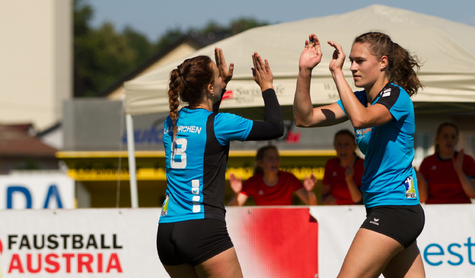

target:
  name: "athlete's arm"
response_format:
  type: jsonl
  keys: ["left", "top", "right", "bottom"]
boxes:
{"left": 296, "top": 187, "right": 318, "bottom": 205}
{"left": 462, "top": 177, "right": 475, "bottom": 198}
{"left": 246, "top": 88, "right": 284, "bottom": 140}
{"left": 294, "top": 69, "right": 348, "bottom": 127}
{"left": 227, "top": 173, "right": 249, "bottom": 206}
{"left": 213, "top": 88, "right": 226, "bottom": 113}
{"left": 245, "top": 53, "right": 284, "bottom": 140}
{"left": 293, "top": 34, "right": 348, "bottom": 127}
{"left": 320, "top": 183, "right": 337, "bottom": 205}
{"left": 213, "top": 47, "right": 234, "bottom": 113}
{"left": 334, "top": 77, "right": 392, "bottom": 128}
{"left": 454, "top": 151, "right": 475, "bottom": 198}
{"left": 415, "top": 169, "right": 428, "bottom": 203}
{"left": 228, "top": 192, "right": 248, "bottom": 206}
{"left": 297, "top": 173, "right": 318, "bottom": 205}
{"left": 345, "top": 166, "right": 363, "bottom": 204}
{"left": 328, "top": 41, "right": 392, "bottom": 129}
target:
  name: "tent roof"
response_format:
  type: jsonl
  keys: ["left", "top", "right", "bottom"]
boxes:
{"left": 124, "top": 4, "right": 475, "bottom": 118}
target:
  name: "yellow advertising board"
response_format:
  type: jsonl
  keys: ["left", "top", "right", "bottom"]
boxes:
{"left": 58, "top": 150, "right": 335, "bottom": 181}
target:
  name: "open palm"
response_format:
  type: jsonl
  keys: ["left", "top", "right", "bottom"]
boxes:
{"left": 299, "top": 34, "right": 323, "bottom": 70}
{"left": 229, "top": 173, "right": 242, "bottom": 194}
{"left": 328, "top": 40, "right": 346, "bottom": 72}
{"left": 214, "top": 47, "right": 234, "bottom": 88}
{"left": 303, "top": 173, "right": 317, "bottom": 191}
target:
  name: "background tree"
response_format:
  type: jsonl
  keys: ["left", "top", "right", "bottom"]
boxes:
{"left": 153, "top": 27, "right": 185, "bottom": 54}
{"left": 74, "top": 0, "right": 152, "bottom": 97}
{"left": 74, "top": 0, "right": 268, "bottom": 97}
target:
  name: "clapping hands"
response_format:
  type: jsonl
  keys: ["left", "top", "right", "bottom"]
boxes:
{"left": 251, "top": 52, "right": 273, "bottom": 91}
{"left": 304, "top": 173, "right": 318, "bottom": 191}
{"left": 214, "top": 47, "right": 234, "bottom": 89}
{"left": 229, "top": 173, "right": 242, "bottom": 194}
{"left": 299, "top": 34, "right": 323, "bottom": 72}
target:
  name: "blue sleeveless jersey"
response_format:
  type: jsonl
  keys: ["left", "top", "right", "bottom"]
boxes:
{"left": 337, "top": 83, "right": 420, "bottom": 207}
{"left": 159, "top": 108, "right": 252, "bottom": 223}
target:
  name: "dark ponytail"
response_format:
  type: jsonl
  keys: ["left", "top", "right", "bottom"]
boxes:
{"left": 167, "top": 55, "right": 215, "bottom": 139}
{"left": 168, "top": 68, "right": 182, "bottom": 137}
{"left": 354, "top": 32, "right": 423, "bottom": 96}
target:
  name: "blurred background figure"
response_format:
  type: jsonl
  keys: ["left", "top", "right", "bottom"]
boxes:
{"left": 228, "top": 145, "right": 317, "bottom": 206}
{"left": 321, "top": 129, "right": 364, "bottom": 205}
{"left": 418, "top": 122, "right": 475, "bottom": 204}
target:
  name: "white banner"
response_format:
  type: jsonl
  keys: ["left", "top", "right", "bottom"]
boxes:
{"left": 0, "top": 205, "right": 474, "bottom": 277}
{"left": 0, "top": 209, "right": 162, "bottom": 277}
{"left": 310, "top": 204, "right": 475, "bottom": 278}
{"left": 0, "top": 175, "right": 75, "bottom": 209}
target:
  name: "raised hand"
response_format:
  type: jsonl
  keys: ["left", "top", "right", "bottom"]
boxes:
{"left": 304, "top": 173, "right": 317, "bottom": 191}
{"left": 344, "top": 165, "right": 354, "bottom": 183}
{"left": 327, "top": 40, "right": 346, "bottom": 73}
{"left": 229, "top": 173, "right": 242, "bottom": 194}
{"left": 299, "top": 34, "right": 323, "bottom": 71}
{"left": 214, "top": 47, "right": 234, "bottom": 89}
{"left": 323, "top": 195, "right": 337, "bottom": 205}
{"left": 453, "top": 149, "right": 465, "bottom": 174}
{"left": 251, "top": 52, "right": 273, "bottom": 91}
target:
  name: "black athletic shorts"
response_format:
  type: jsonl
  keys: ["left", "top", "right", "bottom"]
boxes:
{"left": 157, "top": 218, "right": 234, "bottom": 266}
{"left": 361, "top": 204, "right": 425, "bottom": 248}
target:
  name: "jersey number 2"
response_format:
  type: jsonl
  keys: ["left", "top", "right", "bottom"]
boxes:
{"left": 171, "top": 138, "right": 187, "bottom": 169}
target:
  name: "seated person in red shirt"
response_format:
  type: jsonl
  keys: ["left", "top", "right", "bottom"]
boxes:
{"left": 228, "top": 145, "right": 317, "bottom": 206}
{"left": 321, "top": 129, "right": 364, "bottom": 205}
{"left": 418, "top": 122, "right": 475, "bottom": 204}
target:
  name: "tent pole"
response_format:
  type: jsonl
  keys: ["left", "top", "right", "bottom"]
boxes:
{"left": 126, "top": 114, "right": 139, "bottom": 208}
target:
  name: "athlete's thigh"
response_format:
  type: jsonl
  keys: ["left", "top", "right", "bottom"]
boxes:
{"left": 383, "top": 241, "right": 425, "bottom": 278}
{"left": 195, "top": 247, "right": 243, "bottom": 278}
{"left": 338, "top": 228, "right": 403, "bottom": 278}
{"left": 173, "top": 218, "right": 234, "bottom": 266}
{"left": 164, "top": 263, "right": 199, "bottom": 278}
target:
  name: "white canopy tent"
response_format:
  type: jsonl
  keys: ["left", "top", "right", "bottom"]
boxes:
{"left": 123, "top": 5, "right": 475, "bottom": 207}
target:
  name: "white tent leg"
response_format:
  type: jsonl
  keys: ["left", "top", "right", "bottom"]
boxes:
{"left": 126, "top": 114, "right": 139, "bottom": 208}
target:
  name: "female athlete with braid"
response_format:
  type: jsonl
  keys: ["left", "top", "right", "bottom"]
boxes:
{"left": 294, "top": 32, "right": 425, "bottom": 277}
{"left": 157, "top": 48, "right": 284, "bottom": 278}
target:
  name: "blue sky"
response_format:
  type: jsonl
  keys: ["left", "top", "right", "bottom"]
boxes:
{"left": 88, "top": 0, "right": 475, "bottom": 41}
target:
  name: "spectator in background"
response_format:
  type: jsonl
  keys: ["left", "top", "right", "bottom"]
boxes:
{"left": 321, "top": 129, "right": 364, "bottom": 205}
{"left": 228, "top": 145, "right": 318, "bottom": 206}
{"left": 418, "top": 122, "right": 475, "bottom": 204}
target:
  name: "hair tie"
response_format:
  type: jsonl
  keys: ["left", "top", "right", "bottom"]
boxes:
{"left": 177, "top": 64, "right": 184, "bottom": 76}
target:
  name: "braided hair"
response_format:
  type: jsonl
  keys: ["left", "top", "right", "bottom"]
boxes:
{"left": 168, "top": 55, "right": 215, "bottom": 139}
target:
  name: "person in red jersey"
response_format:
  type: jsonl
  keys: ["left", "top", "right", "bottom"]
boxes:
{"left": 418, "top": 122, "right": 475, "bottom": 204}
{"left": 321, "top": 129, "right": 364, "bottom": 205}
{"left": 228, "top": 145, "right": 317, "bottom": 206}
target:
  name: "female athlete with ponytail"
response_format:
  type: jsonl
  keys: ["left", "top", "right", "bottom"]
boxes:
{"left": 157, "top": 48, "right": 284, "bottom": 278}
{"left": 294, "top": 32, "right": 425, "bottom": 277}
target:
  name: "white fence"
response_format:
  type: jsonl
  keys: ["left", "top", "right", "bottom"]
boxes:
{"left": 0, "top": 175, "right": 74, "bottom": 209}
{"left": 0, "top": 205, "right": 474, "bottom": 277}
